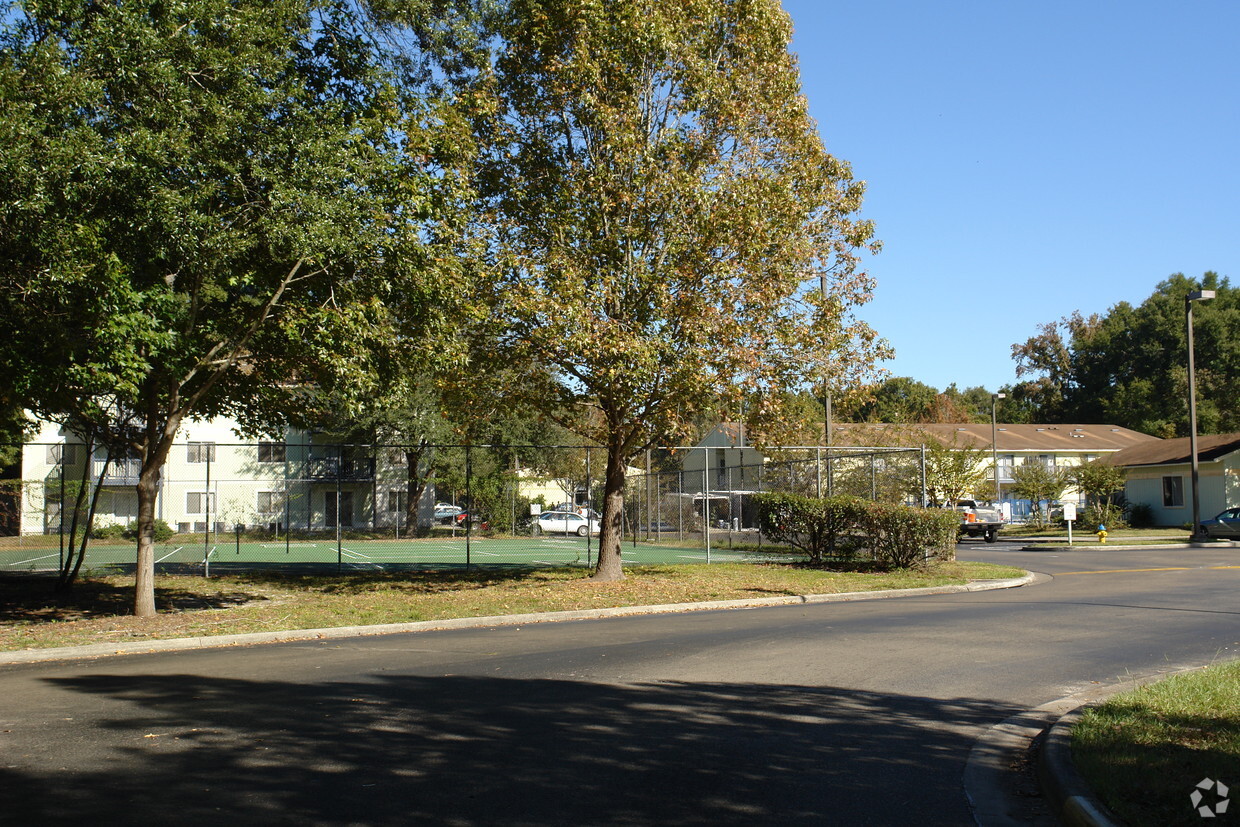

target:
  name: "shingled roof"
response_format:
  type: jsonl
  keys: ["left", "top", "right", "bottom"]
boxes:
{"left": 827, "top": 423, "right": 1160, "bottom": 452}
{"left": 1106, "top": 432, "right": 1240, "bottom": 467}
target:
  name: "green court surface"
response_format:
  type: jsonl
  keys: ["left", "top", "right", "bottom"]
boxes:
{"left": 0, "top": 535, "right": 767, "bottom": 573}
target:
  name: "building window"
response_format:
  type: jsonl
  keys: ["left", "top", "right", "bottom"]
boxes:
{"left": 1162, "top": 476, "right": 1184, "bottom": 508}
{"left": 46, "top": 444, "right": 81, "bottom": 465}
{"left": 187, "top": 491, "right": 216, "bottom": 514}
{"left": 387, "top": 491, "right": 407, "bottom": 513}
{"left": 187, "top": 442, "right": 216, "bottom": 463}
{"left": 258, "top": 442, "right": 286, "bottom": 463}
{"left": 256, "top": 491, "right": 280, "bottom": 514}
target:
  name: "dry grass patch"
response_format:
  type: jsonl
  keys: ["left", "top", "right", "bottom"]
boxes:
{"left": 0, "top": 561, "right": 1023, "bottom": 652}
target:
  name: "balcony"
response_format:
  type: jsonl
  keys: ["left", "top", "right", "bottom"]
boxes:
{"left": 91, "top": 457, "right": 142, "bottom": 486}
{"left": 303, "top": 456, "right": 376, "bottom": 482}
{"left": 985, "top": 467, "right": 1016, "bottom": 484}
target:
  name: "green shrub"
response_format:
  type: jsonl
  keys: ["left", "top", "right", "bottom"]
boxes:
{"left": 122, "top": 519, "right": 175, "bottom": 543}
{"left": 855, "top": 502, "right": 959, "bottom": 568}
{"left": 1082, "top": 503, "right": 1126, "bottom": 531}
{"left": 754, "top": 493, "right": 956, "bottom": 569}
{"left": 1127, "top": 503, "right": 1154, "bottom": 529}
{"left": 89, "top": 522, "right": 126, "bottom": 539}
{"left": 753, "top": 493, "right": 866, "bottom": 564}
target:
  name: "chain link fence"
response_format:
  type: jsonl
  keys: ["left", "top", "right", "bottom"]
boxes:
{"left": 2, "top": 441, "right": 927, "bottom": 572}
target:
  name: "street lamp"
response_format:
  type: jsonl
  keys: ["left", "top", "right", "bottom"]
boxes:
{"left": 1187, "top": 289, "right": 1215, "bottom": 541}
{"left": 991, "top": 393, "right": 1006, "bottom": 504}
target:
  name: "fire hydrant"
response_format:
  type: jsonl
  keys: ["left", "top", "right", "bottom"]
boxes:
{"left": 1096, "top": 524, "right": 1108, "bottom": 544}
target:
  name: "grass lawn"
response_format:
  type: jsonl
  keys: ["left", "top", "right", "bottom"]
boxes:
{"left": 1000, "top": 526, "right": 1193, "bottom": 547}
{"left": 0, "top": 560, "right": 1023, "bottom": 651}
{"left": 1072, "top": 660, "right": 1240, "bottom": 825}
{"left": 1001, "top": 526, "right": 1189, "bottom": 539}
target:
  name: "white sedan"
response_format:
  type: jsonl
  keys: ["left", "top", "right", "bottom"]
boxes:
{"left": 533, "top": 510, "right": 600, "bottom": 537}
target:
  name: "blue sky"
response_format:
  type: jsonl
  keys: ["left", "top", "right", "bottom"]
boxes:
{"left": 782, "top": 0, "right": 1239, "bottom": 394}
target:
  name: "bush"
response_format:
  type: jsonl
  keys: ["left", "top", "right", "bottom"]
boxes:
{"left": 754, "top": 493, "right": 957, "bottom": 569}
{"left": 121, "top": 519, "right": 175, "bottom": 543}
{"left": 1082, "top": 503, "right": 1126, "bottom": 531}
{"left": 855, "top": 502, "right": 959, "bottom": 568}
{"left": 1127, "top": 503, "right": 1154, "bottom": 529}
{"left": 89, "top": 522, "right": 126, "bottom": 540}
{"left": 754, "top": 493, "right": 867, "bottom": 564}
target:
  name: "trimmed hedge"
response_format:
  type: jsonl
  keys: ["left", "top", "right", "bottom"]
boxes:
{"left": 753, "top": 493, "right": 865, "bottom": 564}
{"left": 753, "top": 492, "right": 958, "bottom": 569}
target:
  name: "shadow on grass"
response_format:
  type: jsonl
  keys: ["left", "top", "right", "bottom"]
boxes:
{"left": 0, "top": 575, "right": 267, "bottom": 622}
{"left": 225, "top": 566, "right": 591, "bottom": 595}
{"left": 1075, "top": 705, "right": 1240, "bottom": 825}
{"left": 0, "top": 566, "right": 592, "bottom": 622}
{"left": 3, "top": 669, "right": 1022, "bottom": 826}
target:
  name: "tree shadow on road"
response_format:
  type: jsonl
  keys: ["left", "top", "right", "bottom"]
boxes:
{"left": 1, "top": 666, "right": 1026, "bottom": 826}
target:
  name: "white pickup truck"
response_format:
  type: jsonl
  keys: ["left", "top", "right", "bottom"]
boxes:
{"left": 953, "top": 499, "right": 1004, "bottom": 543}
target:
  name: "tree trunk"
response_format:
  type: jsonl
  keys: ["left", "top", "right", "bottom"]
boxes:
{"left": 405, "top": 441, "right": 431, "bottom": 533}
{"left": 592, "top": 442, "right": 628, "bottom": 581}
{"left": 133, "top": 464, "right": 160, "bottom": 617}
{"left": 133, "top": 412, "right": 179, "bottom": 618}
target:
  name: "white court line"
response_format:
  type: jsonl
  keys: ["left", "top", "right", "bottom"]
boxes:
{"left": 341, "top": 548, "right": 372, "bottom": 560}
{"left": 160, "top": 545, "right": 193, "bottom": 563}
{"left": 7, "top": 552, "right": 60, "bottom": 566}
{"left": 157, "top": 546, "right": 186, "bottom": 563}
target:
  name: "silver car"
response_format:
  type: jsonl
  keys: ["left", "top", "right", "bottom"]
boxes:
{"left": 1200, "top": 508, "right": 1240, "bottom": 539}
{"left": 533, "top": 510, "right": 600, "bottom": 537}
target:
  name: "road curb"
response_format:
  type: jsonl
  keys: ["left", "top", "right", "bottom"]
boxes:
{"left": 0, "top": 572, "right": 1036, "bottom": 665}
{"left": 1038, "top": 706, "right": 1124, "bottom": 827}
{"left": 1018, "top": 543, "right": 1211, "bottom": 551}
{"left": 1032, "top": 661, "right": 1238, "bottom": 827}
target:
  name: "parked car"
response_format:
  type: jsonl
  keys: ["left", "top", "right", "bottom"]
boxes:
{"left": 433, "top": 503, "right": 466, "bottom": 525}
{"left": 533, "top": 510, "right": 600, "bottom": 537}
{"left": 1199, "top": 508, "right": 1240, "bottom": 539}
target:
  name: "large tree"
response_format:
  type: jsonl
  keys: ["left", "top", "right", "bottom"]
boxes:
{"left": 459, "top": 0, "right": 886, "bottom": 580}
{"left": 0, "top": 0, "right": 464, "bottom": 613}
{"left": 1009, "top": 273, "right": 1238, "bottom": 436}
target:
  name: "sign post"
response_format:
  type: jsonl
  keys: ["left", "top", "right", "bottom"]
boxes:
{"left": 1062, "top": 502, "right": 1077, "bottom": 545}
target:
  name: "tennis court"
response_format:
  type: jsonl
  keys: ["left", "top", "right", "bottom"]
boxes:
{"left": 0, "top": 534, "right": 771, "bottom": 575}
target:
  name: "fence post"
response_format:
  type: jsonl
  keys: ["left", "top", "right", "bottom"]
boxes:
{"left": 336, "top": 443, "right": 343, "bottom": 573}
{"left": 205, "top": 446, "right": 212, "bottom": 563}
{"left": 815, "top": 447, "right": 822, "bottom": 497}
{"left": 465, "top": 443, "right": 472, "bottom": 568}
{"left": 284, "top": 447, "right": 291, "bottom": 554}
{"left": 58, "top": 456, "right": 65, "bottom": 574}
{"left": 585, "top": 446, "right": 592, "bottom": 568}
{"left": 920, "top": 445, "right": 928, "bottom": 507}
{"left": 702, "top": 446, "right": 711, "bottom": 564}
{"left": 756, "top": 460, "right": 763, "bottom": 550}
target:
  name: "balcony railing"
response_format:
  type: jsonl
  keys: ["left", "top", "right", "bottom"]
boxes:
{"left": 91, "top": 458, "right": 142, "bottom": 486}
{"left": 303, "top": 457, "right": 376, "bottom": 482}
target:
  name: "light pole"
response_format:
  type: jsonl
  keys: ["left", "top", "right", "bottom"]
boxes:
{"left": 1187, "top": 289, "right": 1215, "bottom": 540}
{"left": 991, "top": 393, "right": 1006, "bottom": 503}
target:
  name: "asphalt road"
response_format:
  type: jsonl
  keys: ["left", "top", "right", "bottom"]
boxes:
{"left": 1, "top": 543, "right": 1237, "bottom": 825}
